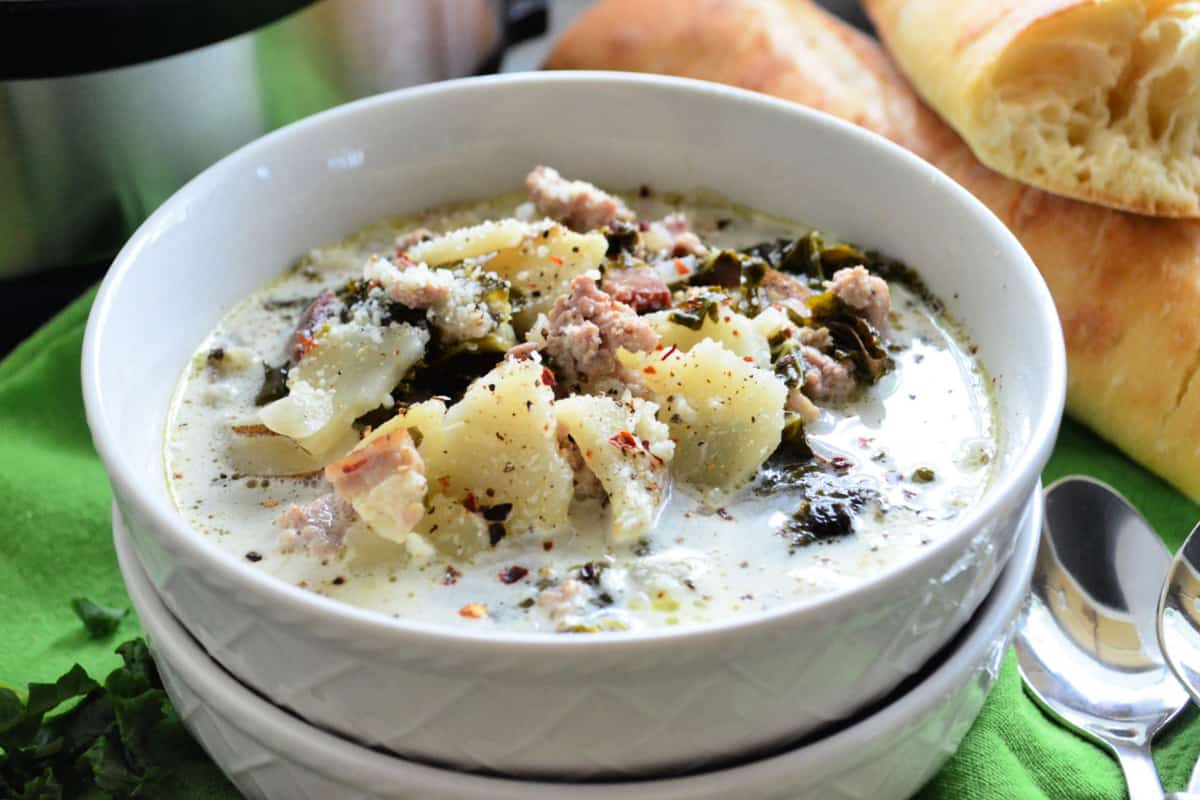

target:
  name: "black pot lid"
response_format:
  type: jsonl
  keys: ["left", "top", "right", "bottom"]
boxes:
{"left": 0, "top": 0, "right": 318, "bottom": 80}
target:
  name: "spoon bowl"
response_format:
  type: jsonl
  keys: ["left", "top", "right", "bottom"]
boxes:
{"left": 1158, "top": 519, "right": 1200, "bottom": 791}
{"left": 1016, "top": 476, "right": 1188, "bottom": 800}
{"left": 1159, "top": 520, "right": 1200, "bottom": 702}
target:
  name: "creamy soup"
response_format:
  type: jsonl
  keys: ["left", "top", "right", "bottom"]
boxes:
{"left": 166, "top": 168, "right": 996, "bottom": 634}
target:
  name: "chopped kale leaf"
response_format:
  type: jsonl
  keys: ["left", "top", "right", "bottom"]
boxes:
{"left": 253, "top": 362, "right": 290, "bottom": 407}
{"left": 0, "top": 639, "right": 199, "bottom": 799}
{"left": 70, "top": 599, "right": 128, "bottom": 640}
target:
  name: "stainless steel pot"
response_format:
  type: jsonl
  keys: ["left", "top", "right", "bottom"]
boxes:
{"left": 0, "top": 0, "right": 546, "bottom": 277}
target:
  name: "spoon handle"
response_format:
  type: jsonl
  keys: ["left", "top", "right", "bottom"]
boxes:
{"left": 1113, "top": 743, "right": 1167, "bottom": 800}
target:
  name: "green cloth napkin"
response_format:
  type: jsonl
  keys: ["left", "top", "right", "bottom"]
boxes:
{"left": 3, "top": 290, "right": 1200, "bottom": 799}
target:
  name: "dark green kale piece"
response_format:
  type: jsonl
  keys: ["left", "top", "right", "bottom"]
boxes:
{"left": 70, "top": 600, "right": 127, "bottom": 641}
{"left": 0, "top": 639, "right": 200, "bottom": 799}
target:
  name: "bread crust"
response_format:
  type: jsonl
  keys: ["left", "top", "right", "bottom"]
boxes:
{"left": 548, "top": 0, "right": 1200, "bottom": 501}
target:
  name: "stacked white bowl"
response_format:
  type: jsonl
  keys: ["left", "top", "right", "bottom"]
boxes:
{"left": 82, "top": 74, "right": 1066, "bottom": 797}
{"left": 113, "top": 493, "right": 1040, "bottom": 799}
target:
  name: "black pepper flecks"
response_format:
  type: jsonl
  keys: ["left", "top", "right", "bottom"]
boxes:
{"left": 482, "top": 503, "right": 513, "bottom": 522}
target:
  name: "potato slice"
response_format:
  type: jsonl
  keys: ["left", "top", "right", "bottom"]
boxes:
{"left": 623, "top": 339, "right": 786, "bottom": 491}
{"left": 225, "top": 422, "right": 356, "bottom": 477}
{"left": 416, "top": 494, "right": 491, "bottom": 558}
{"left": 555, "top": 395, "right": 674, "bottom": 541}
{"left": 750, "top": 305, "right": 792, "bottom": 341}
{"left": 406, "top": 219, "right": 531, "bottom": 265}
{"left": 432, "top": 359, "right": 573, "bottom": 537}
{"left": 260, "top": 321, "right": 427, "bottom": 459}
{"left": 645, "top": 307, "right": 771, "bottom": 367}
{"left": 366, "top": 360, "right": 573, "bottom": 557}
{"left": 484, "top": 222, "right": 608, "bottom": 330}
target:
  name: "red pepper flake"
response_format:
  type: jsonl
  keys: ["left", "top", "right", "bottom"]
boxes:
{"left": 661, "top": 345, "right": 677, "bottom": 361}
{"left": 297, "top": 332, "right": 317, "bottom": 356}
{"left": 742, "top": 356, "right": 755, "bottom": 363}
{"left": 655, "top": 343, "right": 665, "bottom": 351}
{"left": 261, "top": 499, "right": 279, "bottom": 509}
{"left": 673, "top": 258, "right": 689, "bottom": 275}
{"left": 443, "top": 565, "right": 462, "bottom": 586}
{"left": 540, "top": 367, "right": 557, "bottom": 388}
{"left": 643, "top": 365, "right": 657, "bottom": 375}
{"left": 458, "top": 603, "right": 488, "bottom": 619}
{"left": 716, "top": 507, "right": 734, "bottom": 521}
{"left": 543, "top": 540, "right": 554, "bottom": 551}
{"left": 585, "top": 449, "right": 593, "bottom": 458}
{"left": 438, "top": 476, "right": 451, "bottom": 490}
{"left": 462, "top": 491, "right": 479, "bottom": 513}
{"left": 548, "top": 255, "right": 564, "bottom": 266}
{"left": 609, "top": 430, "right": 639, "bottom": 451}
{"left": 723, "top": 315, "right": 732, "bottom": 323}
{"left": 830, "top": 456, "right": 853, "bottom": 471}
{"left": 339, "top": 456, "right": 368, "bottom": 474}
{"left": 499, "top": 565, "right": 529, "bottom": 584}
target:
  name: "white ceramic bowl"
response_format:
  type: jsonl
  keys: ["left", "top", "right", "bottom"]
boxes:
{"left": 117, "top": 488, "right": 1040, "bottom": 800}
{"left": 83, "top": 72, "right": 1066, "bottom": 778}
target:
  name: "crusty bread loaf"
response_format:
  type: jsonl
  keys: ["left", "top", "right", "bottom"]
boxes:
{"left": 862, "top": 0, "right": 1200, "bottom": 218}
{"left": 547, "top": 0, "right": 1200, "bottom": 501}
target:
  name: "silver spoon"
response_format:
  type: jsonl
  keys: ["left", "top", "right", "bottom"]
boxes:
{"left": 1015, "top": 476, "right": 1189, "bottom": 800}
{"left": 1159, "top": 519, "right": 1200, "bottom": 792}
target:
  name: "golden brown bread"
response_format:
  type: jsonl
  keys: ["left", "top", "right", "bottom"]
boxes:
{"left": 547, "top": 0, "right": 1200, "bottom": 501}
{"left": 862, "top": 0, "right": 1200, "bottom": 218}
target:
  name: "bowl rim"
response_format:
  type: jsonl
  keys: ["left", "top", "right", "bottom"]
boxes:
{"left": 83, "top": 70, "right": 1066, "bottom": 652}
{"left": 116, "top": 488, "right": 1039, "bottom": 791}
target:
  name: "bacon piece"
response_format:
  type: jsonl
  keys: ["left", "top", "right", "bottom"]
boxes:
{"left": 761, "top": 269, "right": 811, "bottom": 316}
{"left": 525, "top": 165, "right": 634, "bottom": 232}
{"left": 276, "top": 494, "right": 355, "bottom": 557}
{"left": 600, "top": 266, "right": 671, "bottom": 312}
{"left": 394, "top": 227, "right": 433, "bottom": 255}
{"left": 324, "top": 428, "right": 427, "bottom": 540}
{"left": 642, "top": 212, "right": 707, "bottom": 257}
{"left": 288, "top": 288, "right": 343, "bottom": 362}
{"left": 505, "top": 341, "right": 543, "bottom": 362}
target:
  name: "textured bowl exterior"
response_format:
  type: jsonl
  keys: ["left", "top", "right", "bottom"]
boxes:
{"left": 85, "top": 73, "right": 1066, "bottom": 778}
{"left": 117, "top": 490, "right": 1039, "bottom": 800}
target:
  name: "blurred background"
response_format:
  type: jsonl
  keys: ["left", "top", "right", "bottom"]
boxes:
{"left": 0, "top": 0, "right": 864, "bottom": 354}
